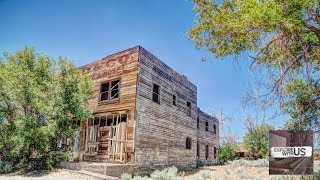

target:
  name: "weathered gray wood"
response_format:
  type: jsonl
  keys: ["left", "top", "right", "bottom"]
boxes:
{"left": 78, "top": 46, "right": 219, "bottom": 169}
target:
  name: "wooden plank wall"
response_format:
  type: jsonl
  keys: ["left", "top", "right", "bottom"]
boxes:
{"left": 197, "top": 109, "right": 220, "bottom": 165}
{"left": 78, "top": 46, "right": 140, "bottom": 163}
{"left": 134, "top": 47, "right": 198, "bottom": 169}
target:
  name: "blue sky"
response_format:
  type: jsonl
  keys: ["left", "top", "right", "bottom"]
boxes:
{"left": 0, "top": 0, "right": 285, "bottom": 141}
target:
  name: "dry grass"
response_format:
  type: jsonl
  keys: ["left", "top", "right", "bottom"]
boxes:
{"left": 184, "top": 161, "right": 320, "bottom": 180}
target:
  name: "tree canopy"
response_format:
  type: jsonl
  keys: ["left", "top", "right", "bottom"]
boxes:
{"left": 243, "top": 123, "right": 274, "bottom": 159}
{"left": 0, "top": 47, "right": 93, "bottom": 171}
{"left": 188, "top": 0, "right": 320, "bottom": 129}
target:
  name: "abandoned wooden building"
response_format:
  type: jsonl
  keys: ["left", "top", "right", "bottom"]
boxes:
{"left": 71, "top": 46, "right": 219, "bottom": 171}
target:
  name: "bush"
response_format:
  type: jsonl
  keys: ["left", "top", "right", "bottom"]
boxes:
{"left": 239, "top": 172, "right": 255, "bottom": 179}
{"left": 196, "top": 159, "right": 205, "bottom": 167}
{"left": 132, "top": 176, "right": 149, "bottom": 180}
{"left": 223, "top": 166, "right": 230, "bottom": 175}
{"left": 150, "top": 166, "right": 179, "bottom": 180}
{"left": 0, "top": 160, "right": 13, "bottom": 174}
{"left": 236, "top": 167, "right": 243, "bottom": 174}
{"left": 121, "top": 173, "right": 133, "bottom": 180}
{"left": 231, "top": 159, "right": 268, "bottom": 167}
{"left": 219, "top": 143, "right": 237, "bottom": 163}
{"left": 193, "top": 170, "right": 211, "bottom": 180}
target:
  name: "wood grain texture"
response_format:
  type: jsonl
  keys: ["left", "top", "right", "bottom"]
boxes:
{"left": 79, "top": 46, "right": 140, "bottom": 163}
{"left": 77, "top": 46, "right": 219, "bottom": 169}
{"left": 197, "top": 109, "right": 219, "bottom": 165}
{"left": 134, "top": 47, "right": 219, "bottom": 169}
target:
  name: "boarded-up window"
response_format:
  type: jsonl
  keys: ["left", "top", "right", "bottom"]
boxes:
{"left": 205, "top": 145, "right": 209, "bottom": 160}
{"left": 214, "top": 146, "right": 217, "bottom": 159}
{"left": 205, "top": 121, "right": 209, "bottom": 131}
{"left": 213, "top": 124, "right": 217, "bottom": 134}
{"left": 197, "top": 116, "right": 200, "bottom": 129}
{"left": 173, "top": 95, "right": 176, "bottom": 106}
{"left": 197, "top": 141, "right": 200, "bottom": 158}
{"left": 186, "top": 137, "right": 192, "bottom": 149}
{"left": 100, "top": 80, "right": 120, "bottom": 101}
{"left": 152, "top": 84, "right": 160, "bottom": 104}
{"left": 187, "top": 101, "right": 191, "bottom": 117}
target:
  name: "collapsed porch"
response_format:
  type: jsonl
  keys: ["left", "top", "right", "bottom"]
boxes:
{"left": 82, "top": 111, "right": 134, "bottom": 163}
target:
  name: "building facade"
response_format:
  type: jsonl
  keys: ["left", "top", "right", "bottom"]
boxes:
{"left": 75, "top": 46, "right": 219, "bottom": 169}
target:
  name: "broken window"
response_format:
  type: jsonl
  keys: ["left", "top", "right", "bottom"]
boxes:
{"left": 205, "top": 145, "right": 209, "bottom": 160}
{"left": 152, "top": 84, "right": 160, "bottom": 104}
{"left": 197, "top": 116, "right": 200, "bottom": 129}
{"left": 100, "top": 116, "right": 106, "bottom": 127}
{"left": 197, "top": 141, "right": 200, "bottom": 158}
{"left": 173, "top": 95, "right": 176, "bottom": 106}
{"left": 187, "top": 101, "right": 191, "bottom": 117}
{"left": 205, "top": 121, "right": 209, "bottom": 132}
{"left": 186, "top": 137, "right": 192, "bottom": 150}
{"left": 213, "top": 124, "right": 217, "bottom": 134}
{"left": 99, "top": 80, "right": 120, "bottom": 102}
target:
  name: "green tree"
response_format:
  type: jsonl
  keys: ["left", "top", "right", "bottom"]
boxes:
{"left": 188, "top": 0, "right": 319, "bottom": 129}
{"left": 219, "top": 143, "right": 237, "bottom": 163}
{"left": 0, "top": 47, "right": 93, "bottom": 171}
{"left": 243, "top": 123, "right": 274, "bottom": 159}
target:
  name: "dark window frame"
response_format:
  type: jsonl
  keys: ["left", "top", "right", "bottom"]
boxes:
{"left": 214, "top": 146, "right": 217, "bottom": 159}
{"left": 152, "top": 84, "right": 160, "bottom": 104}
{"left": 173, "top": 95, "right": 176, "bottom": 106}
{"left": 186, "top": 137, "right": 192, "bottom": 150}
{"left": 205, "top": 121, "right": 209, "bottom": 132}
{"left": 205, "top": 145, "right": 209, "bottom": 160}
{"left": 197, "top": 116, "right": 200, "bottom": 129}
{"left": 99, "top": 79, "right": 120, "bottom": 102}
{"left": 186, "top": 101, "right": 191, "bottom": 117}
{"left": 197, "top": 141, "right": 200, "bottom": 158}
{"left": 213, "top": 124, "right": 217, "bottom": 134}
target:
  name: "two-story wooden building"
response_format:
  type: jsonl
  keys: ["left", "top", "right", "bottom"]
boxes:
{"left": 74, "top": 46, "right": 219, "bottom": 171}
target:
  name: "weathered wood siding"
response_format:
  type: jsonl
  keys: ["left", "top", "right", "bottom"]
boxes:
{"left": 197, "top": 109, "right": 219, "bottom": 165}
{"left": 134, "top": 47, "right": 198, "bottom": 169}
{"left": 77, "top": 45, "right": 219, "bottom": 168}
{"left": 79, "top": 46, "right": 140, "bottom": 162}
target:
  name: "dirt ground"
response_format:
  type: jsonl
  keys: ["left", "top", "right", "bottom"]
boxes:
{"left": 0, "top": 169, "right": 98, "bottom": 180}
{"left": 1, "top": 161, "right": 319, "bottom": 180}
{"left": 184, "top": 160, "right": 320, "bottom": 180}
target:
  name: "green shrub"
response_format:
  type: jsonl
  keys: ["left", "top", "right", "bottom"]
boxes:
{"left": 219, "top": 143, "right": 237, "bottom": 163}
{"left": 0, "top": 160, "right": 13, "bottom": 174}
{"left": 239, "top": 172, "right": 255, "bottom": 179}
{"left": 196, "top": 159, "right": 205, "bottom": 167}
{"left": 132, "top": 176, "right": 149, "bottom": 180}
{"left": 193, "top": 170, "right": 211, "bottom": 180}
{"left": 236, "top": 167, "right": 243, "bottom": 174}
{"left": 150, "top": 166, "right": 179, "bottom": 180}
{"left": 231, "top": 159, "right": 268, "bottom": 167}
{"left": 121, "top": 173, "right": 133, "bottom": 180}
{"left": 223, "top": 166, "right": 230, "bottom": 175}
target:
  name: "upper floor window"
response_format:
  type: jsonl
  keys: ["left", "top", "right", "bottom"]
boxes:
{"left": 100, "top": 80, "right": 120, "bottom": 102}
{"left": 187, "top": 101, "right": 191, "bottom": 117}
{"left": 173, "top": 95, "right": 176, "bottom": 106}
{"left": 197, "top": 116, "right": 200, "bottom": 129}
{"left": 152, "top": 84, "right": 160, "bottom": 104}
{"left": 205, "top": 120, "right": 209, "bottom": 132}
{"left": 186, "top": 137, "right": 192, "bottom": 150}
{"left": 213, "top": 124, "right": 217, "bottom": 134}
